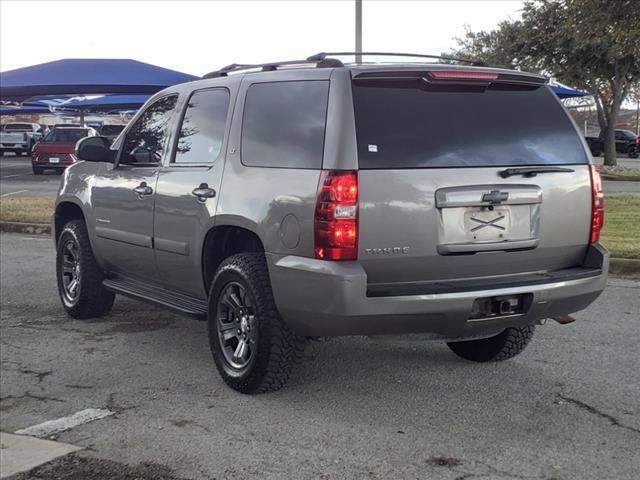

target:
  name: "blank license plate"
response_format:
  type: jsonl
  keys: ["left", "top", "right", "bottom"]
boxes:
{"left": 463, "top": 208, "right": 510, "bottom": 242}
{"left": 49, "top": 157, "right": 60, "bottom": 164}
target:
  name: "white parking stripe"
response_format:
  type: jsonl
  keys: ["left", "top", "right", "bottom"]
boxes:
{"left": 1, "top": 173, "right": 27, "bottom": 178}
{"left": 14, "top": 408, "right": 114, "bottom": 438}
{"left": 0, "top": 190, "right": 28, "bottom": 197}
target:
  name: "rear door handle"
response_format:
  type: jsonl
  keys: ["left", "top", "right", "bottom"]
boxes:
{"left": 133, "top": 182, "right": 153, "bottom": 196}
{"left": 192, "top": 183, "right": 216, "bottom": 200}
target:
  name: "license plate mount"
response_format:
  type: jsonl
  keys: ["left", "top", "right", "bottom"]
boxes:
{"left": 49, "top": 157, "right": 60, "bottom": 164}
{"left": 463, "top": 207, "right": 510, "bottom": 243}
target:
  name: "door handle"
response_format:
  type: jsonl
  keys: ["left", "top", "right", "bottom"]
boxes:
{"left": 192, "top": 183, "right": 216, "bottom": 200}
{"left": 133, "top": 182, "right": 153, "bottom": 196}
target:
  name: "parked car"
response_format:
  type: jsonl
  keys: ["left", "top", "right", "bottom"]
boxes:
{"left": 97, "top": 124, "right": 125, "bottom": 143}
{"left": 586, "top": 129, "right": 639, "bottom": 158}
{"left": 31, "top": 126, "right": 95, "bottom": 174}
{"left": 54, "top": 53, "right": 608, "bottom": 394}
{"left": 0, "top": 122, "right": 45, "bottom": 156}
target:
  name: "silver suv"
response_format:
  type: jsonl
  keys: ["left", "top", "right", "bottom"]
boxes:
{"left": 54, "top": 53, "right": 608, "bottom": 394}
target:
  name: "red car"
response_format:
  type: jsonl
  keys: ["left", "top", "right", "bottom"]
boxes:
{"left": 31, "top": 127, "right": 95, "bottom": 175}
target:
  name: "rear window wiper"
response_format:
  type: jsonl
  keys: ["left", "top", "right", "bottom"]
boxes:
{"left": 499, "top": 166, "right": 575, "bottom": 178}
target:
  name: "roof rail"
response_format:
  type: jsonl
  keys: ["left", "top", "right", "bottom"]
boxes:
{"left": 203, "top": 57, "right": 344, "bottom": 79}
{"left": 202, "top": 52, "right": 487, "bottom": 79}
{"left": 307, "top": 51, "right": 487, "bottom": 67}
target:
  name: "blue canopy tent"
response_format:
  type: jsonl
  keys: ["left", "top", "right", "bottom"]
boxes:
{"left": 0, "top": 59, "right": 197, "bottom": 102}
{"left": 56, "top": 94, "right": 150, "bottom": 113}
{"left": 550, "top": 84, "right": 586, "bottom": 99}
{"left": 0, "top": 105, "right": 53, "bottom": 115}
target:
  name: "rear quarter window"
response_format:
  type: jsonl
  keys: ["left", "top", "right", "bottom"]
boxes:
{"left": 353, "top": 83, "right": 588, "bottom": 169}
{"left": 241, "top": 80, "right": 329, "bottom": 169}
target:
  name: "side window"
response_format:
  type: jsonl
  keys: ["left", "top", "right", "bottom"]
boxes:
{"left": 174, "top": 88, "right": 230, "bottom": 164}
{"left": 614, "top": 131, "right": 623, "bottom": 140}
{"left": 120, "top": 95, "right": 177, "bottom": 165}
{"left": 241, "top": 80, "right": 329, "bottom": 169}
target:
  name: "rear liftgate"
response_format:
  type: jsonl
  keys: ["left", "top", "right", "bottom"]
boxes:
{"left": 436, "top": 184, "right": 542, "bottom": 320}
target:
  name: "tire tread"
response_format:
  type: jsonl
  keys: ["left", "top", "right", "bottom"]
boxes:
{"left": 447, "top": 325, "right": 535, "bottom": 362}
{"left": 208, "top": 253, "right": 305, "bottom": 394}
{"left": 57, "top": 220, "right": 114, "bottom": 319}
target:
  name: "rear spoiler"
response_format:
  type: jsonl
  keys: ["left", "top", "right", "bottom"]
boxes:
{"left": 352, "top": 69, "right": 548, "bottom": 87}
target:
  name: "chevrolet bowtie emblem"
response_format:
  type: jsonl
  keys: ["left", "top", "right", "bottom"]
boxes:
{"left": 482, "top": 190, "right": 509, "bottom": 204}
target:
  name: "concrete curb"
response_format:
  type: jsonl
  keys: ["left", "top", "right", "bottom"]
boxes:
{"left": 0, "top": 221, "right": 51, "bottom": 235}
{"left": 601, "top": 174, "right": 640, "bottom": 182}
{"left": 1, "top": 221, "right": 638, "bottom": 278}
{"left": 609, "top": 258, "right": 640, "bottom": 278}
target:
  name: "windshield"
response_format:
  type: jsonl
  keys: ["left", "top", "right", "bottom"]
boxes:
{"left": 353, "top": 82, "right": 588, "bottom": 169}
{"left": 3, "top": 124, "right": 32, "bottom": 131}
{"left": 100, "top": 125, "right": 125, "bottom": 135}
{"left": 45, "top": 129, "right": 90, "bottom": 143}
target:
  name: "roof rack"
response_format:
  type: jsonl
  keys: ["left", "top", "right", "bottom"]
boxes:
{"left": 203, "top": 51, "right": 486, "bottom": 79}
{"left": 203, "top": 57, "right": 344, "bottom": 79}
{"left": 307, "top": 51, "right": 487, "bottom": 67}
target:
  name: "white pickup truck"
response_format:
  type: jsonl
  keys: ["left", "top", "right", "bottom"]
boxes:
{"left": 0, "top": 123, "right": 45, "bottom": 156}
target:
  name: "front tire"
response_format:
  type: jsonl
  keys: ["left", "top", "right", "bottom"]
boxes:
{"left": 208, "top": 253, "right": 305, "bottom": 394}
{"left": 447, "top": 325, "right": 535, "bottom": 362}
{"left": 56, "top": 220, "right": 115, "bottom": 319}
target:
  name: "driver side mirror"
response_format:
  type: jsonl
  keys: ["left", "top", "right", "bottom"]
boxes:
{"left": 76, "top": 136, "right": 115, "bottom": 163}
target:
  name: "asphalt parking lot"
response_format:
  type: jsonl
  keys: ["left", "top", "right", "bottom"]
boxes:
{"left": 0, "top": 232, "right": 639, "bottom": 479}
{"left": 1, "top": 155, "right": 61, "bottom": 198}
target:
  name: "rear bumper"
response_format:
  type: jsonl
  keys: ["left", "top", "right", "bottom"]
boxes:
{"left": 267, "top": 244, "right": 608, "bottom": 338}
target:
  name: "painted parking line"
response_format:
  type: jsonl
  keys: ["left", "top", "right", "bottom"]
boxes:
{"left": 14, "top": 408, "right": 114, "bottom": 438}
{"left": 0, "top": 190, "right": 28, "bottom": 197}
{"left": 1, "top": 173, "right": 28, "bottom": 178}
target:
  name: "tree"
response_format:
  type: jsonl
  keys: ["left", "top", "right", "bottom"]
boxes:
{"left": 453, "top": 0, "right": 640, "bottom": 166}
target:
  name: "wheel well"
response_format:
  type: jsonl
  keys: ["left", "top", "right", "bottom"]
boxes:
{"left": 202, "top": 226, "right": 264, "bottom": 290}
{"left": 54, "top": 202, "right": 85, "bottom": 242}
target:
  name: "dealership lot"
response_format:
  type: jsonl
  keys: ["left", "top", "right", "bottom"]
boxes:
{"left": 0, "top": 233, "right": 638, "bottom": 479}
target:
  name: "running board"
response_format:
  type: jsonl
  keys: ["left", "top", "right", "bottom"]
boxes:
{"left": 103, "top": 277, "right": 208, "bottom": 319}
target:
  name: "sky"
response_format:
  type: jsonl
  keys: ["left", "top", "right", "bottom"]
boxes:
{"left": 0, "top": 0, "right": 524, "bottom": 76}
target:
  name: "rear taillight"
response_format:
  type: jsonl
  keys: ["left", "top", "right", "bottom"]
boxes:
{"left": 589, "top": 164, "right": 604, "bottom": 243}
{"left": 314, "top": 170, "right": 358, "bottom": 261}
{"left": 635, "top": 137, "right": 639, "bottom": 145}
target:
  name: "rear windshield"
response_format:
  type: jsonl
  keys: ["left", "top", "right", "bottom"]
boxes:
{"left": 353, "top": 83, "right": 588, "bottom": 169}
{"left": 45, "top": 129, "right": 90, "bottom": 143}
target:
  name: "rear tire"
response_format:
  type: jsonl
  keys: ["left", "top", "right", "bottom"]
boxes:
{"left": 32, "top": 167, "right": 43, "bottom": 175}
{"left": 208, "top": 253, "right": 306, "bottom": 394}
{"left": 447, "top": 325, "right": 535, "bottom": 362}
{"left": 56, "top": 219, "right": 115, "bottom": 319}
{"left": 628, "top": 147, "right": 639, "bottom": 159}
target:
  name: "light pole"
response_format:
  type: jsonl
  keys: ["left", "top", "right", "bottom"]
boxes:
{"left": 355, "top": 0, "right": 362, "bottom": 63}
{"left": 636, "top": 93, "right": 640, "bottom": 137}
